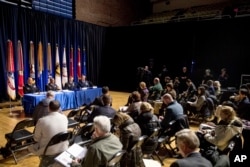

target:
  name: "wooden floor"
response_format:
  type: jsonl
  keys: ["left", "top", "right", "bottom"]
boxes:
{"left": 0, "top": 91, "right": 197, "bottom": 167}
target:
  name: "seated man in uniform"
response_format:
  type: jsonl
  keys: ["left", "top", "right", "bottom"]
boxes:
{"left": 46, "top": 77, "right": 60, "bottom": 91}
{"left": 63, "top": 76, "right": 76, "bottom": 90}
{"left": 24, "top": 77, "right": 39, "bottom": 94}
{"left": 77, "top": 75, "right": 93, "bottom": 88}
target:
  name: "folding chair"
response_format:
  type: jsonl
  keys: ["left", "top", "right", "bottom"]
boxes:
{"left": 141, "top": 128, "right": 164, "bottom": 165}
{"left": 39, "top": 130, "right": 72, "bottom": 166}
{"left": 74, "top": 106, "right": 91, "bottom": 123}
{"left": 70, "top": 122, "right": 94, "bottom": 146}
{"left": 130, "top": 135, "right": 148, "bottom": 151}
{"left": 106, "top": 150, "right": 126, "bottom": 167}
{"left": 158, "top": 114, "right": 189, "bottom": 157}
{"left": 4, "top": 118, "right": 35, "bottom": 164}
{"left": 67, "top": 109, "right": 81, "bottom": 130}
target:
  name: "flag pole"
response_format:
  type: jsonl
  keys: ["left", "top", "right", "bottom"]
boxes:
{"left": 7, "top": 40, "right": 17, "bottom": 116}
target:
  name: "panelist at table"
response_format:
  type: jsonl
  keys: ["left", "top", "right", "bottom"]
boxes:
{"left": 63, "top": 76, "right": 77, "bottom": 90}
{"left": 46, "top": 77, "right": 60, "bottom": 91}
{"left": 24, "top": 77, "right": 39, "bottom": 94}
{"left": 77, "top": 74, "right": 93, "bottom": 88}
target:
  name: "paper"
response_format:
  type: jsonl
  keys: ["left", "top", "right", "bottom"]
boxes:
{"left": 199, "top": 123, "right": 215, "bottom": 131}
{"left": 119, "top": 106, "right": 128, "bottom": 112}
{"left": 143, "top": 159, "right": 161, "bottom": 167}
{"left": 55, "top": 144, "right": 87, "bottom": 167}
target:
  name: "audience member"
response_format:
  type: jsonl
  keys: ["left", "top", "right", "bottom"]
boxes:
{"left": 161, "top": 82, "right": 177, "bottom": 99}
{"left": 159, "top": 93, "right": 184, "bottom": 135}
{"left": 88, "top": 86, "right": 112, "bottom": 107}
{"left": 136, "top": 102, "right": 160, "bottom": 136}
{"left": 46, "top": 77, "right": 60, "bottom": 91}
{"left": 72, "top": 115, "right": 123, "bottom": 167}
{"left": 23, "top": 77, "right": 39, "bottom": 94}
{"left": 112, "top": 112, "right": 143, "bottom": 167}
{"left": 138, "top": 81, "right": 149, "bottom": 102}
{"left": 142, "top": 65, "right": 153, "bottom": 87}
{"left": 87, "top": 94, "right": 116, "bottom": 123}
{"left": 233, "top": 88, "right": 250, "bottom": 120}
{"left": 158, "top": 65, "right": 169, "bottom": 86}
{"left": 162, "top": 76, "right": 172, "bottom": 88}
{"left": 202, "top": 69, "right": 214, "bottom": 85}
{"left": 186, "top": 86, "right": 206, "bottom": 116}
{"left": 178, "top": 79, "right": 197, "bottom": 102}
{"left": 218, "top": 68, "right": 229, "bottom": 88}
{"left": 123, "top": 91, "right": 142, "bottom": 120}
{"left": 148, "top": 77, "right": 163, "bottom": 101}
{"left": 32, "top": 91, "right": 56, "bottom": 125}
{"left": 28, "top": 100, "right": 68, "bottom": 167}
{"left": 179, "top": 66, "right": 189, "bottom": 94}
{"left": 63, "top": 76, "right": 76, "bottom": 90}
{"left": 136, "top": 102, "right": 160, "bottom": 154}
{"left": 198, "top": 105, "right": 243, "bottom": 152}
{"left": 173, "top": 76, "right": 180, "bottom": 99}
{"left": 170, "top": 129, "right": 213, "bottom": 167}
{"left": 213, "top": 80, "right": 221, "bottom": 98}
{"left": 77, "top": 74, "right": 93, "bottom": 88}
{"left": 206, "top": 79, "right": 215, "bottom": 96}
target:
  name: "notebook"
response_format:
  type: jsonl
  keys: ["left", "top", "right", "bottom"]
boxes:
{"left": 55, "top": 144, "right": 87, "bottom": 167}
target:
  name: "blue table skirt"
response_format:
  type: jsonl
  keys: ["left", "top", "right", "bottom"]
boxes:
{"left": 22, "top": 88, "right": 102, "bottom": 115}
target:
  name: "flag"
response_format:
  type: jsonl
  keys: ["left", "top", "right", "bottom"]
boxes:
{"left": 62, "top": 46, "right": 68, "bottom": 87}
{"left": 37, "top": 41, "right": 43, "bottom": 91}
{"left": 55, "top": 44, "right": 62, "bottom": 89}
{"left": 17, "top": 40, "right": 24, "bottom": 97}
{"left": 29, "top": 41, "right": 35, "bottom": 79}
{"left": 47, "top": 43, "right": 52, "bottom": 80}
{"left": 83, "top": 48, "right": 87, "bottom": 75}
{"left": 77, "top": 47, "right": 81, "bottom": 79}
{"left": 69, "top": 46, "right": 74, "bottom": 78}
{"left": 7, "top": 40, "right": 16, "bottom": 100}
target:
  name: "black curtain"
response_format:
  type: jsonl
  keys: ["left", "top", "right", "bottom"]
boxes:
{"left": 0, "top": 2, "right": 106, "bottom": 100}
{"left": 102, "top": 18, "right": 250, "bottom": 92}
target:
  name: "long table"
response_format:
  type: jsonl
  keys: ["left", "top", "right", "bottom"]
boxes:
{"left": 22, "top": 88, "right": 102, "bottom": 115}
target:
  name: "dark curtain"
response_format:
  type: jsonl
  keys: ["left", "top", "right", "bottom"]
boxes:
{"left": 0, "top": 2, "right": 106, "bottom": 100}
{"left": 102, "top": 18, "right": 250, "bottom": 91}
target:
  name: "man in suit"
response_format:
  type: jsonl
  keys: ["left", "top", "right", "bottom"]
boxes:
{"left": 28, "top": 100, "right": 68, "bottom": 166}
{"left": 32, "top": 91, "right": 55, "bottom": 125}
{"left": 159, "top": 93, "right": 184, "bottom": 132}
{"left": 24, "top": 77, "right": 39, "bottom": 94}
{"left": 170, "top": 129, "right": 213, "bottom": 167}
{"left": 87, "top": 94, "right": 116, "bottom": 122}
{"left": 77, "top": 74, "right": 93, "bottom": 88}
{"left": 88, "top": 86, "right": 112, "bottom": 107}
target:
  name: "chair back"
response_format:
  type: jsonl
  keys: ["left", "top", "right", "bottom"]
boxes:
{"left": 166, "top": 114, "right": 189, "bottom": 137}
{"left": 222, "top": 133, "right": 243, "bottom": 155}
{"left": 12, "top": 118, "right": 35, "bottom": 134}
{"left": 67, "top": 109, "right": 81, "bottom": 118}
{"left": 70, "top": 123, "right": 94, "bottom": 145}
{"left": 130, "top": 135, "right": 148, "bottom": 151}
{"left": 106, "top": 150, "right": 126, "bottom": 167}
{"left": 43, "top": 131, "right": 72, "bottom": 155}
{"left": 141, "top": 128, "right": 160, "bottom": 155}
{"left": 79, "top": 122, "right": 94, "bottom": 139}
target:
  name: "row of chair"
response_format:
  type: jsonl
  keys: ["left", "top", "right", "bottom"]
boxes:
{"left": 2, "top": 115, "right": 126, "bottom": 166}
{"left": 2, "top": 106, "right": 92, "bottom": 164}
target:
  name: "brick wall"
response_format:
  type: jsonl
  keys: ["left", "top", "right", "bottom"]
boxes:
{"left": 75, "top": 0, "right": 151, "bottom": 27}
